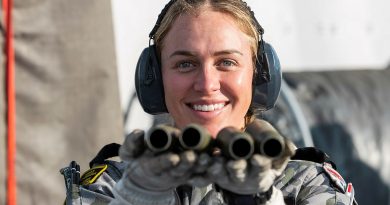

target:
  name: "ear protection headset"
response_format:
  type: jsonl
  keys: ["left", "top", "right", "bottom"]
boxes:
{"left": 135, "top": 0, "right": 282, "bottom": 115}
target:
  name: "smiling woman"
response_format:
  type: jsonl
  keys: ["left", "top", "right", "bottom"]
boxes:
{"left": 61, "top": 0, "right": 357, "bottom": 204}
{"left": 161, "top": 8, "right": 254, "bottom": 136}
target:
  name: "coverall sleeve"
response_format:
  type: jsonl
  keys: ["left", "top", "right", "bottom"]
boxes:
{"left": 276, "top": 160, "right": 356, "bottom": 205}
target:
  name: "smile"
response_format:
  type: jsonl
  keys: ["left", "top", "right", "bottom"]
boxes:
{"left": 191, "top": 103, "right": 226, "bottom": 112}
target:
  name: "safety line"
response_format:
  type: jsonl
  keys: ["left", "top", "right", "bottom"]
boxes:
{"left": 3, "top": 0, "right": 17, "bottom": 204}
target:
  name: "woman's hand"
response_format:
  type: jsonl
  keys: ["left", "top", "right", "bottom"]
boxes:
{"left": 207, "top": 138, "right": 296, "bottom": 195}
{"left": 110, "top": 129, "right": 212, "bottom": 205}
{"left": 119, "top": 129, "right": 201, "bottom": 192}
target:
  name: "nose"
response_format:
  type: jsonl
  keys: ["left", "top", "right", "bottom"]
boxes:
{"left": 193, "top": 64, "right": 220, "bottom": 93}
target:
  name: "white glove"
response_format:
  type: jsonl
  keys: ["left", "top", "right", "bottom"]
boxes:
{"left": 207, "top": 137, "right": 295, "bottom": 195}
{"left": 110, "top": 129, "right": 207, "bottom": 205}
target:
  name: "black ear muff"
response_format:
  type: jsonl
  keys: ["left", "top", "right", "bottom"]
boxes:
{"left": 252, "top": 41, "right": 282, "bottom": 111}
{"left": 134, "top": 0, "right": 175, "bottom": 115}
{"left": 135, "top": 45, "right": 167, "bottom": 114}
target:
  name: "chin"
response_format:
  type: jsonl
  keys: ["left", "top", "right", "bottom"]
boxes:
{"left": 201, "top": 124, "right": 223, "bottom": 138}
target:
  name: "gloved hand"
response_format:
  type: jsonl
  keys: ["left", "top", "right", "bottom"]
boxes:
{"left": 110, "top": 129, "right": 210, "bottom": 205}
{"left": 206, "top": 135, "right": 295, "bottom": 195}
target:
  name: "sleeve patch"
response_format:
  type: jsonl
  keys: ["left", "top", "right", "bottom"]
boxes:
{"left": 323, "top": 162, "right": 347, "bottom": 192}
{"left": 346, "top": 183, "right": 356, "bottom": 205}
{"left": 80, "top": 164, "right": 108, "bottom": 185}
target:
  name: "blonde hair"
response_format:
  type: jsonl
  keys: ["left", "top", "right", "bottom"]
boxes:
{"left": 153, "top": 0, "right": 260, "bottom": 63}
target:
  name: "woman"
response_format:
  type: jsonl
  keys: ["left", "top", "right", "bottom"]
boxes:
{"left": 65, "top": 0, "right": 357, "bottom": 204}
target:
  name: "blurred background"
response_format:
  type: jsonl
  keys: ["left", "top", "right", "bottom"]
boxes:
{"left": 1, "top": 0, "right": 389, "bottom": 204}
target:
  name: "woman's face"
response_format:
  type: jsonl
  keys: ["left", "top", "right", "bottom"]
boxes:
{"left": 160, "top": 8, "right": 254, "bottom": 137}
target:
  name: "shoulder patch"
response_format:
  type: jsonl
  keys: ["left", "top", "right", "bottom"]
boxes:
{"left": 346, "top": 183, "right": 356, "bottom": 205}
{"left": 80, "top": 164, "right": 108, "bottom": 185}
{"left": 323, "top": 162, "right": 347, "bottom": 192}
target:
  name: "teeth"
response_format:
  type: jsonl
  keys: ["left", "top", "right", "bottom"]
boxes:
{"left": 192, "top": 103, "right": 225, "bottom": 111}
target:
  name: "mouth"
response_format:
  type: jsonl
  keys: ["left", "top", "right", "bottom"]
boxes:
{"left": 187, "top": 102, "right": 228, "bottom": 112}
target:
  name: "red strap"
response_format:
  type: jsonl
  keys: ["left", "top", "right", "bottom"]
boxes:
{"left": 3, "top": 0, "right": 17, "bottom": 204}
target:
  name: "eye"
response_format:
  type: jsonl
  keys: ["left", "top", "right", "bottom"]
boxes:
{"left": 217, "top": 59, "right": 238, "bottom": 70}
{"left": 176, "top": 61, "right": 196, "bottom": 72}
{"left": 221, "top": 60, "right": 234, "bottom": 66}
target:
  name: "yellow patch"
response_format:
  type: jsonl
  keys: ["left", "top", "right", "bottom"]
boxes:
{"left": 80, "top": 164, "right": 108, "bottom": 185}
